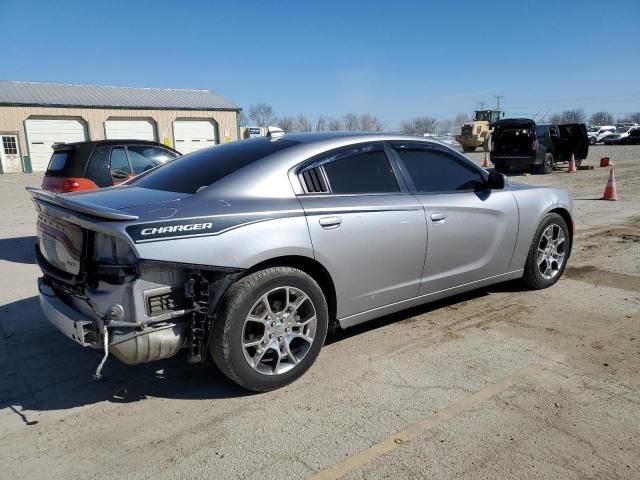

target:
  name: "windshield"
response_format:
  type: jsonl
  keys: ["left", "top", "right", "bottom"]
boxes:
{"left": 128, "top": 138, "right": 299, "bottom": 194}
{"left": 615, "top": 127, "right": 631, "bottom": 133}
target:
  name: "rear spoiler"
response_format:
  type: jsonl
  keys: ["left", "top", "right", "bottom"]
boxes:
{"left": 26, "top": 187, "right": 139, "bottom": 221}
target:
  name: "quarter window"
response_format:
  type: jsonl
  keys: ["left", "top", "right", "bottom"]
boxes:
{"left": 322, "top": 146, "right": 399, "bottom": 194}
{"left": 110, "top": 147, "right": 132, "bottom": 173}
{"left": 394, "top": 147, "right": 484, "bottom": 193}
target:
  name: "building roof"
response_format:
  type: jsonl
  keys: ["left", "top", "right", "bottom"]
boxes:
{"left": 0, "top": 80, "right": 239, "bottom": 111}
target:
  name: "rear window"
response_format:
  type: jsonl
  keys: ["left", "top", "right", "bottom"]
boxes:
{"left": 48, "top": 152, "right": 68, "bottom": 171}
{"left": 129, "top": 139, "right": 299, "bottom": 193}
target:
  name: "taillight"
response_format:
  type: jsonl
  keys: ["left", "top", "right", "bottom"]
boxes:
{"left": 62, "top": 179, "right": 81, "bottom": 192}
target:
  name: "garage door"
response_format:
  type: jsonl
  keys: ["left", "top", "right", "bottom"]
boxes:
{"left": 173, "top": 120, "right": 217, "bottom": 155}
{"left": 105, "top": 119, "right": 157, "bottom": 141}
{"left": 25, "top": 119, "right": 87, "bottom": 172}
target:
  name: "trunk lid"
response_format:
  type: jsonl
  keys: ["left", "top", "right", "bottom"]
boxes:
{"left": 492, "top": 119, "right": 536, "bottom": 156}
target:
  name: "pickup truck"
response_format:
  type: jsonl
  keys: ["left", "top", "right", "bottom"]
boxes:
{"left": 490, "top": 119, "right": 589, "bottom": 174}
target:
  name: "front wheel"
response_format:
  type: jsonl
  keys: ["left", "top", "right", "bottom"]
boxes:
{"left": 211, "top": 267, "right": 328, "bottom": 392}
{"left": 522, "top": 213, "right": 570, "bottom": 289}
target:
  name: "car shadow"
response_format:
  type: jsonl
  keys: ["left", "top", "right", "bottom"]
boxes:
{"left": 1, "top": 280, "right": 524, "bottom": 415}
{"left": 0, "top": 236, "right": 37, "bottom": 264}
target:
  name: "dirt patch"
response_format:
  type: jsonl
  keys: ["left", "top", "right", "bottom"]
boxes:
{"left": 564, "top": 265, "right": 640, "bottom": 292}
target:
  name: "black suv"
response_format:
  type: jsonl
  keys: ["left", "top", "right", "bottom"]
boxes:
{"left": 491, "top": 119, "right": 589, "bottom": 174}
{"left": 42, "top": 140, "right": 181, "bottom": 193}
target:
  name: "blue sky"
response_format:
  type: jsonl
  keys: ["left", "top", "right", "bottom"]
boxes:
{"left": 2, "top": 0, "right": 639, "bottom": 128}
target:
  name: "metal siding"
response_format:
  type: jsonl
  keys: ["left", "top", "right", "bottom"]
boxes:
{"left": 0, "top": 81, "right": 239, "bottom": 110}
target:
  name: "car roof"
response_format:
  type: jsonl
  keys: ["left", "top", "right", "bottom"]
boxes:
{"left": 276, "top": 131, "right": 441, "bottom": 145}
{"left": 53, "top": 139, "right": 179, "bottom": 151}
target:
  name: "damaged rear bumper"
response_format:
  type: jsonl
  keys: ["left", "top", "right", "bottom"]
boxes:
{"left": 38, "top": 277, "right": 188, "bottom": 365}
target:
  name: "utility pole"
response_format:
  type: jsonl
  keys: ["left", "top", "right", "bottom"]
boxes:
{"left": 494, "top": 95, "right": 504, "bottom": 109}
{"left": 477, "top": 101, "right": 486, "bottom": 110}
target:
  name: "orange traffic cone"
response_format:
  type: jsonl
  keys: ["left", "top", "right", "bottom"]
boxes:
{"left": 482, "top": 152, "right": 491, "bottom": 168}
{"left": 567, "top": 153, "right": 577, "bottom": 173}
{"left": 601, "top": 168, "right": 618, "bottom": 201}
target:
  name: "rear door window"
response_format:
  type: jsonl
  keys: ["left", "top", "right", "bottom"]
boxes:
{"left": 127, "top": 146, "right": 179, "bottom": 174}
{"left": 321, "top": 144, "right": 399, "bottom": 194}
{"left": 85, "top": 146, "right": 112, "bottom": 187}
{"left": 393, "top": 145, "right": 485, "bottom": 193}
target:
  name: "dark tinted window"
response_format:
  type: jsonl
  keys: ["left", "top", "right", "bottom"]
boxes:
{"left": 48, "top": 152, "right": 68, "bottom": 171}
{"left": 127, "top": 146, "right": 178, "bottom": 174}
{"left": 323, "top": 148, "right": 398, "bottom": 194}
{"left": 110, "top": 147, "right": 131, "bottom": 173}
{"left": 394, "top": 147, "right": 484, "bottom": 192}
{"left": 85, "top": 146, "right": 112, "bottom": 187}
{"left": 130, "top": 139, "right": 299, "bottom": 193}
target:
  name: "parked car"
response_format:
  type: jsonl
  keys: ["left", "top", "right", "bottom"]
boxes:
{"left": 626, "top": 127, "right": 640, "bottom": 145}
{"left": 42, "top": 140, "right": 180, "bottom": 193}
{"left": 490, "top": 119, "right": 589, "bottom": 174}
{"left": 28, "top": 133, "right": 573, "bottom": 391}
{"left": 587, "top": 125, "right": 616, "bottom": 145}
{"left": 602, "top": 125, "right": 640, "bottom": 145}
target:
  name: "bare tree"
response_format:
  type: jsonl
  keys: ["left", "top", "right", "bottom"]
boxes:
{"left": 343, "top": 113, "right": 360, "bottom": 131}
{"left": 559, "top": 108, "right": 586, "bottom": 124}
{"left": 277, "top": 115, "right": 295, "bottom": 133}
{"left": 629, "top": 112, "right": 640, "bottom": 124}
{"left": 295, "top": 114, "right": 312, "bottom": 132}
{"left": 401, "top": 116, "right": 438, "bottom": 135}
{"left": 316, "top": 116, "right": 327, "bottom": 132}
{"left": 359, "top": 113, "right": 384, "bottom": 132}
{"left": 589, "top": 111, "right": 614, "bottom": 126}
{"left": 549, "top": 113, "right": 563, "bottom": 125}
{"left": 327, "top": 117, "right": 342, "bottom": 131}
{"left": 237, "top": 111, "right": 248, "bottom": 127}
{"left": 438, "top": 119, "right": 454, "bottom": 134}
{"left": 248, "top": 103, "right": 276, "bottom": 127}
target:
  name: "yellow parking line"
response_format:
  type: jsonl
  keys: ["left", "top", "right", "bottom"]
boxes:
{"left": 308, "top": 362, "right": 548, "bottom": 480}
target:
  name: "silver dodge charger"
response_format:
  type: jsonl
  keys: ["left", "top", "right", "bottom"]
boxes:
{"left": 29, "top": 132, "right": 573, "bottom": 391}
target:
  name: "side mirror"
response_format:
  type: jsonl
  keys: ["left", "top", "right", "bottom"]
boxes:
{"left": 487, "top": 172, "right": 506, "bottom": 189}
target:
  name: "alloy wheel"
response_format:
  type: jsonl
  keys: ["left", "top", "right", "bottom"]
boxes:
{"left": 241, "top": 286, "right": 317, "bottom": 375}
{"left": 537, "top": 224, "right": 566, "bottom": 280}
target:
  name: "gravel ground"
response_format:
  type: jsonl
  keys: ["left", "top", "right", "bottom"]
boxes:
{"left": 0, "top": 145, "right": 639, "bottom": 480}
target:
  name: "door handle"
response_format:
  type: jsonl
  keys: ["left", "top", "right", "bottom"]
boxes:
{"left": 319, "top": 216, "right": 342, "bottom": 229}
{"left": 431, "top": 213, "right": 446, "bottom": 223}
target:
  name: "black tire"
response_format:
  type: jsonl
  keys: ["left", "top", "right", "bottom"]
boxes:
{"left": 534, "top": 153, "right": 554, "bottom": 174}
{"left": 522, "top": 213, "right": 570, "bottom": 290}
{"left": 211, "top": 267, "right": 328, "bottom": 392}
{"left": 462, "top": 145, "right": 477, "bottom": 153}
{"left": 589, "top": 136, "right": 596, "bottom": 145}
{"left": 575, "top": 157, "right": 583, "bottom": 167}
{"left": 494, "top": 162, "right": 510, "bottom": 174}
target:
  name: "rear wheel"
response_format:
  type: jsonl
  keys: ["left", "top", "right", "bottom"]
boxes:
{"left": 211, "top": 267, "right": 328, "bottom": 392}
{"left": 522, "top": 213, "right": 570, "bottom": 289}
{"left": 534, "top": 153, "right": 554, "bottom": 174}
{"left": 589, "top": 136, "right": 596, "bottom": 145}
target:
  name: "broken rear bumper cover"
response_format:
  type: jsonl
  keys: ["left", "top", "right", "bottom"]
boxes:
{"left": 38, "top": 277, "right": 188, "bottom": 365}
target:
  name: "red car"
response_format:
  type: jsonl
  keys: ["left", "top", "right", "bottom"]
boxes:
{"left": 42, "top": 140, "right": 181, "bottom": 193}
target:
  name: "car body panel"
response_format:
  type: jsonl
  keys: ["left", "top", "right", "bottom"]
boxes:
{"left": 299, "top": 193, "right": 426, "bottom": 318}
{"left": 28, "top": 132, "right": 574, "bottom": 370}
{"left": 416, "top": 189, "right": 519, "bottom": 294}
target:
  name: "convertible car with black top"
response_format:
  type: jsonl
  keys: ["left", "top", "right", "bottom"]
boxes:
{"left": 29, "top": 132, "right": 574, "bottom": 391}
